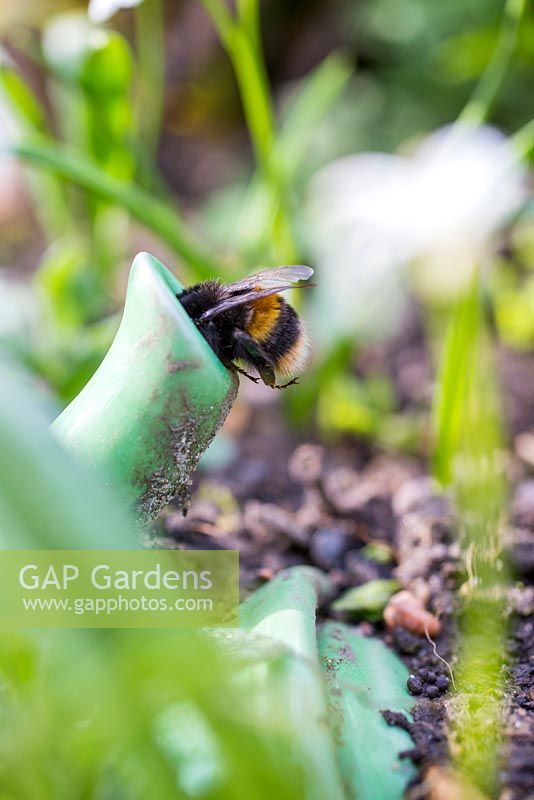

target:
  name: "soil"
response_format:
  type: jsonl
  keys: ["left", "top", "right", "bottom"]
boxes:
{"left": 502, "top": 616, "right": 534, "bottom": 800}
{"left": 154, "top": 322, "right": 534, "bottom": 800}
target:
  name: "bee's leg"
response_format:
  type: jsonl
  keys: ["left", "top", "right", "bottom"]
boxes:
{"left": 232, "top": 330, "right": 276, "bottom": 388}
{"left": 231, "top": 363, "right": 259, "bottom": 384}
{"left": 273, "top": 377, "right": 300, "bottom": 390}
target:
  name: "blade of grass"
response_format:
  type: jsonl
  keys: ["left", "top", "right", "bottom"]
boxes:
{"left": 7, "top": 139, "right": 220, "bottom": 281}
{"left": 201, "top": 0, "right": 298, "bottom": 261}
{"left": 458, "top": 0, "right": 527, "bottom": 125}
{"left": 432, "top": 280, "right": 480, "bottom": 486}
{"left": 135, "top": 0, "right": 165, "bottom": 154}
{"left": 203, "top": 0, "right": 275, "bottom": 179}
{"left": 433, "top": 276, "right": 510, "bottom": 795}
{"left": 237, "top": 0, "right": 261, "bottom": 46}
{"left": 451, "top": 304, "right": 509, "bottom": 795}
{"left": 237, "top": 51, "right": 353, "bottom": 256}
{"left": 0, "top": 61, "right": 46, "bottom": 130}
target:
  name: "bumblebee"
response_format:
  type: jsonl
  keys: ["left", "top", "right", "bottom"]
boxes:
{"left": 177, "top": 265, "right": 313, "bottom": 389}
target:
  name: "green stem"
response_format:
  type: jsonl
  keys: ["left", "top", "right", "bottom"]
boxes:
{"left": 8, "top": 140, "right": 220, "bottom": 281}
{"left": 206, "top": 0, "right": 275, "bottom": 186}
{"left": 135, "top": 0, "right": 166, "bottom": 154}
{"left": 237, "top": 0, "right": 262, "bottom": 52}
{"left": 201, "top": 0, "right": 298, "bottom": 261}
{"left": 431, "top": 275, "right": 509, "bottom": 794}
{"left": 201, "top": 0, "right": 235, "bottom": 40}
{"left": 444, "top": 285, "right": 509, "bottom": 794}
{"left": 236, "top": 52, "right": 352, "bottom": 258}
{"left": 458, "top": 0, "right": 527, "bottom": 125}
{"left": 431, "top": 281, "right": 480, "bottom": 486}
{"left": 229, "top": 26, "right": 275, "bottom": 174}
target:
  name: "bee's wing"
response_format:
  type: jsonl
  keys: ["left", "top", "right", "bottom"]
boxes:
{"left": 199, "top": 285, "right": 305, "bottom": 321}
{"left": 222, "top": 265, "right": 314, "bottom": 293}
{"left": 199, "top": 265, "right": 314, "bottom": 322}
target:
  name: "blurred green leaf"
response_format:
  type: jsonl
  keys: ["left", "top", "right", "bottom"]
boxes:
{"left": 0, "top": 631, "right": 37, "bottom": 689}
{"left": 202, "top": 0, "right": 298, "bottom": 261}
{"left": 494, "top": 269, "right": 534, "bottom": 349}
{"left": 37, "top": 236, "right": 110, "bottom": 328}
{"left": 435, "top": 26, "right": 504, "bottom": 83}
{"left": 0, "top": 358, "right": 137, "bottom": 548}
{"left": 43, "top": 12, "right": 133, "bottom": 96}
{"left": 332, "top": 579, "right": 400, "bottom": 619}
{"left": 9, "top": 139, "right": 220, "bottom": 281}
{"left": 0, "top": 62, "right": 45, "bottom": 132}
{"left": 360, "top": 541, "right": 395, "bottom": 564}
{"left": 81, "top": 34, "right": 133, "bottom": 97}
{"left": 317, "top": 373, "right": 395, "bottom": 439}
{"left": 0, "top": 354, "right": 335, "bottom": 800}
{"left": 30, "top": 322, "right": 119, "bottom": 404}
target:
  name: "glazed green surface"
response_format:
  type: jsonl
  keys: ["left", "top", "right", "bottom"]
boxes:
{"left": 319, "top": 622, "right": 416, "bottom": 800}
{"left": 52, "top": 252, "right": 237, "bottom": 523}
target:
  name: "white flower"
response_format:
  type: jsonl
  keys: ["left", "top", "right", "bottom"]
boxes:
{"left": 88, "top": 0, "right": 144, "bottom": 25}
{"left": 307, "top": 124, "right": 528, "bottom": 343}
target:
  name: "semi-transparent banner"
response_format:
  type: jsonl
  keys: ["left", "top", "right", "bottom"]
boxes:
{"left": 0, "top": 550, "right": 239, "bottom": 628}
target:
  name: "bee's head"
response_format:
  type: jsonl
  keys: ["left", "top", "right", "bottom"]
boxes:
{"left": 178, "top": 281, "right": 222, "bottom": 324}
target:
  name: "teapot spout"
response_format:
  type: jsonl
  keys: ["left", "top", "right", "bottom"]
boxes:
{"left": 52, "top": 252, "right": 238, "bottom": 524}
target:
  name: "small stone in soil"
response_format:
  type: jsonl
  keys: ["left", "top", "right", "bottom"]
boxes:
{"left": 288, "top": 444, "right": 324, "bottom": 486}
{"left": 507, "top": 528, "right": 534, "bottom": 578}
{"left": 409, "top": 666, "right": 449, "bottom": 698}
{"left": 392, "top": 477, "right": 434, "bottom": 517}
{"left": 392, "top": 626, "right": 424, "bottom": 655}
{"left": 407, "top": 675, "right": 424, "bottom": 695}
{"left": 383, "top": 590, "right": 442, "bottom": 637}
{"left": 310, "top": 529, "right": 352, "bottom": 570}
{"left": 399, "top": 747, "right": 423, "bottom": 763}
{"left": 512, "top": 480, "right": 534, "bottom": 528}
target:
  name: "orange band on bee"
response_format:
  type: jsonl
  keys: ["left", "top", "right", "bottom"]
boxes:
{"left": 246, "top": 294, "right": 281, "bottom": 341}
